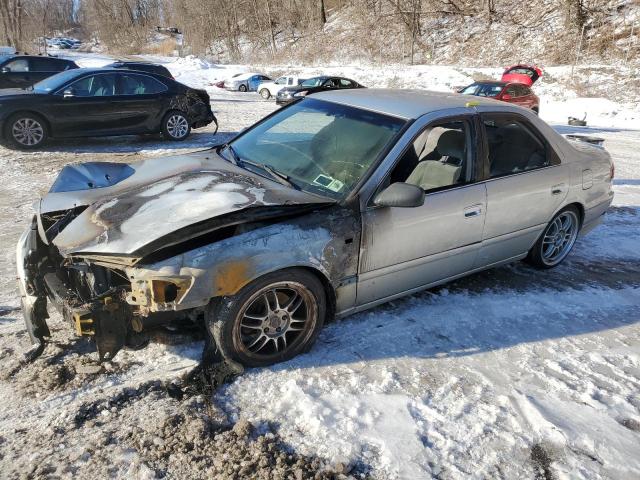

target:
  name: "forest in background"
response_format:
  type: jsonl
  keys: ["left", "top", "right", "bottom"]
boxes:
{"left": 0, "top": 0, "right": 638, "bottom": 65}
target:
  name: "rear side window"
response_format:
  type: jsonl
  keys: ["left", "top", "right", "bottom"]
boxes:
{"left": 30, "top": 58, "right": 68, "bottom": 72}
{"left": 67, "top": 74, "right": 117, "bottom": 97}
{"left": 504, "top": 85, "right": 518, "bottom": 97}
{"left": 118, "top": 74, "right": 167, "bottom": 95}
{"left": 483, "top": 116, "right": 552, "bottom": 178}
{"left": 4, "top": 58, "right": 29, "bottom": 72}
{"left": 339, "top": 79, "right": 355, "bottom": 88}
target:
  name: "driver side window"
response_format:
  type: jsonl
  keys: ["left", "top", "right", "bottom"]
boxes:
{"left": 388, "top": 120, "right": 472, "bottom": 193}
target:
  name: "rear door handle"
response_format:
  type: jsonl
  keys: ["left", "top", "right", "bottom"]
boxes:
{"left": 464, "top": 204, "right": 483, "bottom": 218}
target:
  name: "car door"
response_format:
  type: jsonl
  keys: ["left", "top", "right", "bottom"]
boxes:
{"left": 357, "top": 114, "right": 487, "bottom": 306}
{"left": 47, "top": 73, "right": 120, "bottom": 136}
{"left": 476, "top": 113, "right": 569, "bottom": 267}
{"left": 108, "top": 73, "right": 168, "bottom": 133}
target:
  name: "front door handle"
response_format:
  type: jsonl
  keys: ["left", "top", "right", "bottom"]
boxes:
{"left": 464, "top": 204, "right": 483, "bottom": 218}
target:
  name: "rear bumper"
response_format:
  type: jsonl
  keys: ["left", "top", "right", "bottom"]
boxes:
{"left": 580, "top": 195, "right": 613, "bottom": 236}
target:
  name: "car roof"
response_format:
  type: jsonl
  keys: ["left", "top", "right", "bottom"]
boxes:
{"left": 311, "top": 88, "right": 513, "bottom": 119}
{"left": 472, "top": 80, "right": 506, "bottom": 86}
{"left": 110, "top": 60, "right": 165, "bottom": 66}
{"left": 2, "top": 54, "right": 71, "bottom": 61}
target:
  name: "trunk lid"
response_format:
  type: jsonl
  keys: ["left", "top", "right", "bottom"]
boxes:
{"left": 501, "top": 64, "right": 542, "bottom": 86}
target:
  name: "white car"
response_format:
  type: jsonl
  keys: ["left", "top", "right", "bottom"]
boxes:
{"left": 257, "top": 75, "right": 302, "bottom": 99}
{"left": 224, "top": 72, "right": 272, "bottom": 92}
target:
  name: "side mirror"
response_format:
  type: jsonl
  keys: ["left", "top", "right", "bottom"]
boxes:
{"left": 63, "top": 88, "right": 75, "bottom": 98}
{"left": 373, "top": 182, "right": 424, "bottom": 208}
{"left": 501, "top": 93, "right": 512, "bottom": 100}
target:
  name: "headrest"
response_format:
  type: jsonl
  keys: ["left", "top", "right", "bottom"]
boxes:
{"left": 436, "top": 130, "right": 465, "bottom": 159}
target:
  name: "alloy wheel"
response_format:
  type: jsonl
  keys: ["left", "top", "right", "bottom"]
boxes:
{"left": 166, "top": 114, "right": 189, "bottom": 139}
{"left": 12, "top": 118, "right": 44, "bottom": 146}
{"left": 541, "top": 210, "right": 579, "bottom": 266}
{"left": 235, "top": 281, "right": 316, "bottom": 360}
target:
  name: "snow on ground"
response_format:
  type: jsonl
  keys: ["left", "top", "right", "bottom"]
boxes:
{"left": 0, "top": 53, "right": 639, "bottom": 479}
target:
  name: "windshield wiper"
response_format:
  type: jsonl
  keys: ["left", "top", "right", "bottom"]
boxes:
{"left": 260, "top": 164, "right": 300, "bottom": 190}
{"left": 242, "top": 160, "right": 300, "bottom": 190}
{"left": 219, "top": 144, "right": 299, "bottom": 190}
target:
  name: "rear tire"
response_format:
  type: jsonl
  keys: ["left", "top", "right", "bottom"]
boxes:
{"left": 239, "top": 84, "right": 247, "bottom": 92}
{"left": 526, "top": 206, "right": 580, "bottom": 269}
{"left": 3, "top": 112, "right": 48, "bottom": 150}
{"left": 208, "top": 269, "right": 326, "bottom": 367}
{"left": 161, "top": 110, "right": 191, "bottom": 141}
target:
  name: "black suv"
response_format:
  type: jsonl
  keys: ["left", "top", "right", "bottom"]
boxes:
{"left": 0, "top": 55, "right": 78, "bottom": 89}
{"left": 106, "top": 61, "right": 174, "bottom": 79}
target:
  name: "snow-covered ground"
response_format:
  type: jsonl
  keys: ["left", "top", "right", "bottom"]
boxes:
{"left": 0, "top": 53, "right": 639, "bottom": 479}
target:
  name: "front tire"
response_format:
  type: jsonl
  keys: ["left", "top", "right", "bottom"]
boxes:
{"left": 209, "top": 269, "right": 326, "bottom": 367}
{"left": 3, "top": 112, "right": 48, "bottom": 150}
{"left": 527, "top": 206, "right": 580, "bottom": 269}
{"left": 161, "top": 110, "right": 191, "bottom": 141}
{"left": 259, "top": 88, "right": 271, "bottom": 99}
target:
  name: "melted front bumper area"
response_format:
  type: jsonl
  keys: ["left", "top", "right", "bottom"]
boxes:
{"left": 16, "top": 217, "right": 137, "bottom": 361}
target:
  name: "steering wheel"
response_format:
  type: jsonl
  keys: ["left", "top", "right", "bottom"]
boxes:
{"left": 262, "top": 140, "right": 329, "bottom": 175}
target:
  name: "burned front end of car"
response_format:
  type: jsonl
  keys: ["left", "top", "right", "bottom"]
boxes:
{"left": 16, "top": 153, "right": 340, "bottom": 362}
{"left": 16, "top": 212, "right": 145, "bottom": 361}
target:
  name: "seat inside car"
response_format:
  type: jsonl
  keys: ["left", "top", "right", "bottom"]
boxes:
{"left": 405, "top": 129, "right": 465, "bottom": 191}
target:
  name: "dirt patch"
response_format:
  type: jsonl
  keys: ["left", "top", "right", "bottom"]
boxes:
{"left": 531, "top": 443, "right": 556, "bottom": 480}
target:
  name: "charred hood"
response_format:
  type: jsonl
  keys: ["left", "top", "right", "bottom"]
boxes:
{"left": 42, "top": 151, "right": 333, "bottom": 260}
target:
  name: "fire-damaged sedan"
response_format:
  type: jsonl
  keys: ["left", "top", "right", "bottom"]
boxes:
{"left": 17, "top": 90, "right": 614, "bottom": 366}
{"left": 0, "top": 68, "right": 215, "bottom": 149}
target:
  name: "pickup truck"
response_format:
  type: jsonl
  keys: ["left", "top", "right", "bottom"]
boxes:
{"left": 257, "top": 75, "right": 304, "bottom": 99}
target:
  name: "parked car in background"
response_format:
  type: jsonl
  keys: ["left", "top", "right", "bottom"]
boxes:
{"left": 458, "top": 81, "right": 540, "bottom": 113}
{"left": 225, "top": 72, "right": 272, "bottom": 92}
{"left": 0, "top": 68, "right": 215, "bottom": 149}
{"left": 47, "top": 37, "right": 81, "bottom": 49}
{"left": 16, "top": 89, "right": 613, "bottom": 365}
{"left": 257, "top": 75, "right": 303, "bottom": 99}
{"left": 276, "top": 76, "right": 364, "bottom": 105}
{"left": 106, "top": 61, "right": 174, "bottom": 79}
{"left": 0, "top": 46, "right": 16, "bottom": 56}
{"left": 0, "top": 55, "right": 78, "bottom": 89}
{"left": 501, "top": 64, "right": 542, "bottom": 86}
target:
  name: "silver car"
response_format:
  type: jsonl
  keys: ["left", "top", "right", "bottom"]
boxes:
{"left": 16, "top": 89, "right": 614, "bottom": 366}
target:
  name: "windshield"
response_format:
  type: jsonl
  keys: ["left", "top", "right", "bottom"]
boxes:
{"left": 32, "top": 69, "right": 84, "bottom": 93}
{"left": 301, "top": 77, "right": 324, "bottom": 87}
{"left": 226, "top": 98, "right": 406, "bottom": 199}
{"left": 461, "top": 83, "right": 504, "bottom": 97}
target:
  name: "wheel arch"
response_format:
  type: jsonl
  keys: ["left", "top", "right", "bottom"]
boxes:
{"left": 4, "top": 110, "right": 52, "bottom": 136}
{"left": 562, "top": 201, "right": 585, "bottom": 228}
{"left": 214, "top": 263, "right": 337, "bottom": 322}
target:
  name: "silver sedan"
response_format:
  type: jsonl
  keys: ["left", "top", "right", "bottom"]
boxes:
{"left": 16, "top": 89, "right": 614, "bottom": 366}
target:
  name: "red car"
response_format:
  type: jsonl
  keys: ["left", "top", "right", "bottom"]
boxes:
{"left": 459, "top": 64, "right": 542, "bottom": 113}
